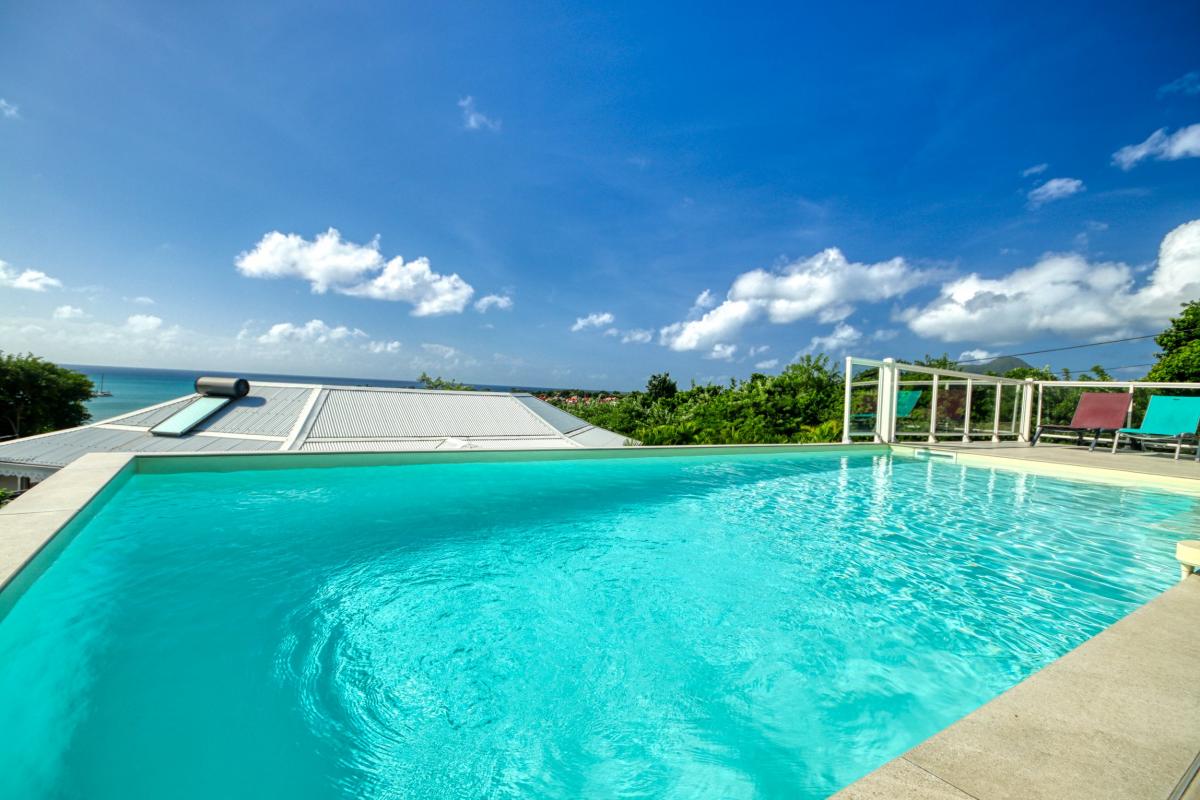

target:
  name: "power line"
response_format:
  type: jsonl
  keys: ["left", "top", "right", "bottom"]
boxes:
{"left": 956, "top": 333, "right": 1160, "bottom": 363}
{"left": 1060, "top": 362, "right": 1154, "bottom": 374}
{"left": 956, "top": 323, "right": 1199, "bottom": 365}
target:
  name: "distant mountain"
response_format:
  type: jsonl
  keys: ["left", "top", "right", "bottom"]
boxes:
{"left": 958, "top": 356, "right": 1033, "bottom": 375}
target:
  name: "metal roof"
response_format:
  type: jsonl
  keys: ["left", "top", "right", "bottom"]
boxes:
{"left": 110, "top": 397, "right": 195, "bottom": 427}
{"left": 197, "top": 385, "right": 314, "bottom": 437}
{"left": 308, "top": 388, "right": 557, "bottom": 439}
{"left": 513, "top": 395, "right": 590, "bottom": 434}
{"left": 0, "top": 380, "right": 630, "bottom": 476}
{"left": 0, "top": 427, "right": 278, "bottom": 469}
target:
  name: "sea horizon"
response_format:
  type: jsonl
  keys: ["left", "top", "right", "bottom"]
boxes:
{"left": 67, "top": 363, "right": 597, "bottom": 421}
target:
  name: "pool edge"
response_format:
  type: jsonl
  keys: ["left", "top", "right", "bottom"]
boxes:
{"left": 0, "top": 453, "right": 135, "bottom": 618}
{"left": 0, "top": 444, "right": 887, "bottom": 609}
{"left": 833, "top": 574, "right": 1200, "bottom": 800}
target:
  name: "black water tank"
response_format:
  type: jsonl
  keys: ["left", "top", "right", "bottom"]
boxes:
{"left": 194, "top": 376, "right": 250, "bottom": 398}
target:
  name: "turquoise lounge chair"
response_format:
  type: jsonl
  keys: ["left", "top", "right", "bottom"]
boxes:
{"left": 1110, "top": 395, "right": 1200, "bottom": 461}
{"left": 851, "top": 389, "right": 922, "bottom": 424}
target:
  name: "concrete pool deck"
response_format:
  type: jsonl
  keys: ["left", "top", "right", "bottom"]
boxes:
{"left": 1, "top": 443, "right": 1199, "bottom": 798}
{"left": 833, "top": 574, "right": 1200, "bottom": 800}
{"left": 0, "top": 452, "right": 134, "bottom": 593}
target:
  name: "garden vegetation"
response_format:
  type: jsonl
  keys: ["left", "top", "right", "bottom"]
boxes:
{"left": 541, "top": 300, "right": 1200, "bottom": 446}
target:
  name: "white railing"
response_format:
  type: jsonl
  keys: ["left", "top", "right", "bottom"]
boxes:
{"left": 840, "top": 356, "right": 1200, "bottom": 447}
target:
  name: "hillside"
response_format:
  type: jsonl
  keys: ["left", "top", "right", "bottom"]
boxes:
{"left": 958, "top": 356, "right": 1033, "bottom": 374}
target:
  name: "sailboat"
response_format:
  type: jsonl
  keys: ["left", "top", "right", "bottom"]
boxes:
{"left": 91, "top": 374, "right": 113, "bottom": 398}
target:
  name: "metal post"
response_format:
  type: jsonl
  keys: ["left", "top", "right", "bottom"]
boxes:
{"left": 842, "top": 356, "right": 853, "bottom": 443}
{"left": 928, "top": 374, "right": 939, "bottom": 443}
{"left": 1019, "top": 378, "right": 1034, "bottom": 444}
{"left": 1010, "top": 389, "right": 1019, "bottom": 435}
{"left": 992, "top": 383, "right": 1002, "bottom": 443}
{"left": 1036, "top": 383, "right": 1044, "bottom": 433}
{"left": 962, "top": 378, "right": 974, "bottom": 442}
{"left": 877, "top": 358, "right": 896, "bottom": 443}
{"left": 1126, "top": 384, "right": 1135, "bottom": 428}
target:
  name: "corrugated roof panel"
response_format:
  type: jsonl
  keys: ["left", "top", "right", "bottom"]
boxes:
{"left": 308, "top": 390, "right": 557, "bottom": 439}
{"left": 109, "top": 396, "right": 196, "bottom": 427}
{"left": 0, "top": 427, "right": 279, "bottom": 467}
{"left": 0, "top": 428, "right": 148, "bottom": 467}
{"left": 513, "top": 395, "right": 592, "bottom": 434}
{"left": 568, "top": 426, "right": 633, "bottom": 448}
{"left": 0, "top": 383, "right": 632, "bottom": 475}
{"left": 441, "top": 437, "right": 578, "bottom": 450}
{"left": 196, "top": 385, "right": 312, "bottom": 437}
{"left": 298, "top": 439, "right": 446, "bottom": 452}
{"left": 298, "top": 437, "right": 577, "bottom": 452}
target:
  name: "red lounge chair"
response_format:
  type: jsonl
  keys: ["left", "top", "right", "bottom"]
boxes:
{"left": 1031, "top": 392, "right": 1132, "bottom": 450}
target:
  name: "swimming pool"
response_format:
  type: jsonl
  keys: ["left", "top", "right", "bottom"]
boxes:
{"left": 0, "top": 449, "right": 1193, "bottom": 799}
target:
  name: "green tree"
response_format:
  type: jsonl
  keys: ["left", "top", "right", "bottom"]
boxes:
{"left": 1145, "top": 300, "right": 1200, "bottom": 383}
{"left": 645, "top": 372, "right": 678, "bottom": 401}
{"left": 417, "top": 372, "right": 474, "bottom": 391}
{"left": 0, "top": 353, "right": 94, "bottom": 439}
{"left": 549, "top": 356, "right": 844, "bottom": 446}
{"left": 912, "top": 354, "right": 958, "bottom": 370}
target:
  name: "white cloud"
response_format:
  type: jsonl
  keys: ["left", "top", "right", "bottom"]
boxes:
{"left": 900, "top": 219, "right": 1200, "bottom": 344}
{"left": 958, "top": 348, "right": 997, "bottom": 361}
{"left": 0, "top": 260, "right": 62, "bottom": 291}
{"left": 1159, "top": 72, "right": 1200, "bottom": 97}
{"left": 53, "top": 305, "right": 85, "bottom": 320}
{"left": 421, "top": 343, "right": 460, "bottom": 359}
{"left": 342, "top": 256, "right": 474, "bottom": 316}
{"left": 0, "top": 99, "right": 19, "bottom": 120}
{"left": 3, "top": 315, "right": 486, "bottom": 382}
{"left": 706, "top": 343, "right": 737, "bottom": 361}
{"left": 131, "top": 296, "right": 155, "bottom": 305}
{"left": 125, "top": 314, "right": 163, "bottom": 333}
{"left": 571, "top": 311, "right": 615, "bottom": 332}
{"left": 474, "top": 294, "right": 513, "bottom": 313}
{"left": 803, "top": 323, "right": 862, "bottom": 355}
{"left": 659, "top": 247, "right": 934, "bottom": 351}
{"left": 257, "top": 319, "right": 365, "bottom": 344}
{"left": 754, "top": 358, "right": 780, "bottom": 370}
{"left": 659, "top": 300, "right": 756, "bottom": 351}
{"left": 872, "top": 328, "right": 899, "bottom": 341}
{"left": 1112, "top": 124, "right": 1200, "bottom": 169}
{"left": 1027, "top": 177, "right": 1085, "bottom": 207}
{"left": 748, "top": 344, "right": 770, "bottom": 356}
{"left": 367, "top": 340, "right": 402, "bottom": 354}
{"left": 621, "top": 328, "right": 653, "bottom": 344}
{"left": 690, "top": 289, "right": 716, "bottom": 314}
{"left": 236, "top": 229, "right": 475, "bottom": 316}
{"left": 236, "top": 229, "right": 382, "bottom": 291}
{"left": 458, "top": 96, "right": 500, "bottom": 132}
{"left": 1022, "top": 163, "right": 1048, "bottom": 177}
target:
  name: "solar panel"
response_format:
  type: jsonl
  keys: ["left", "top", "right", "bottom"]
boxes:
{"left": 149, "top": 396, "right": 232, "bottom": 437}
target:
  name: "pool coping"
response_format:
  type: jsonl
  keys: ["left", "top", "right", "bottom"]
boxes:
{"left": 0, "top": 444, "right": 884, "bottom": 599}
{"left": 0, "top": 452, "right": 135, "bottom": 604}
{"left": 1, "top": 443, "right": 1199, "bottom": 798}
{"left": 892, "top": 443, "right": 1200, "bottom": 495}
{"left": 833, "top": 574, "right": 1200, "bottom": 800}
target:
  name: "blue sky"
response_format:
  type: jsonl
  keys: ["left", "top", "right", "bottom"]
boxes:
{"left": 2, "top": 1, "right": 1199, "bottom": 389}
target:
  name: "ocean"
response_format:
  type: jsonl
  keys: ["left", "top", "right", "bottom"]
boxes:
{"left": 68, "top": 365, "right": 550, "bottom": 422}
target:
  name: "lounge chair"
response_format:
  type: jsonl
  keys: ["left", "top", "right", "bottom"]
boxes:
{"left": 1031, "top": 392, "right": 1131, "bottom": 451}
{"left": 1111, "top": 395, "right": 1200, "bottom": 461}
{"left": 850, "top": 389, "right": 922, "bottom": 424}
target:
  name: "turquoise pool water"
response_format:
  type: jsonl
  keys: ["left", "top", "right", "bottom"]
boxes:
{"left": 0, "top": 451, "right": 1195, "bottom": 799}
